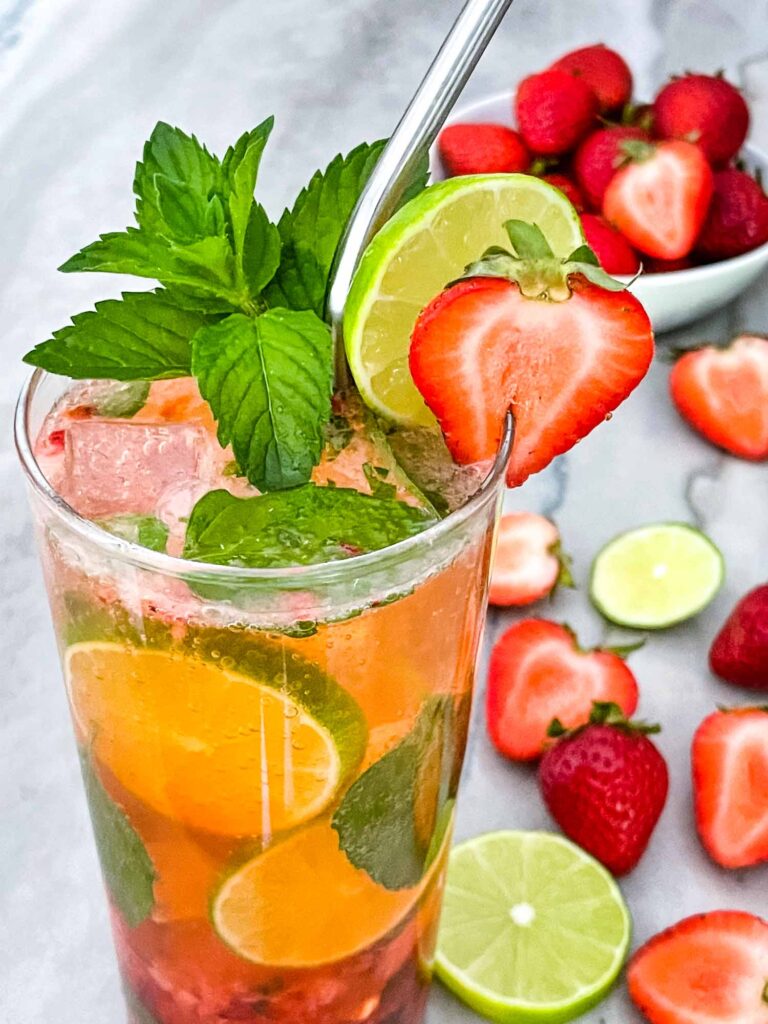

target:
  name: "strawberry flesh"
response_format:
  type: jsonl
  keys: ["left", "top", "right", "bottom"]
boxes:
{"left": 628, "top": 911, "right": 768, "bottom": 1024}
{"left": 670, "top": 335, "right": 768, "bottom": 460}
{"left": 487, "top": 620, "right": 639, "bottom": 761}
{"left": 693, "top": 708, "right": 768, "bottom": 869}
{"left": 409, "top": 275, "right": 653, "bottom": 487}
{"left": 539, "top": 711, "right": 669, "bottom": 875}
{"left": 710, "top": 584, "right": 768, "bottom": 690}
{"left": 488, "top": 513, "right": 564, "bottom": 606}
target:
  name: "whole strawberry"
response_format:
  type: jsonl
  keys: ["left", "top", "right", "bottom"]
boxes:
{"left": 439, "top": 123, "right": 530, "bottom": 177}
{"left": 653, "top": 73, "right": 749, "bottom": 166}
{"left": 581, "top": 213, "right": 640, "bottom": 275}
{"left": 696, "top": 168, "right": 768, "bottom": 261}
{"left": 710, "top": 584, "right": 768, "bottom": 690}
{"left": 550, "top": 43, "right": 632, "bottom": 114}
{"left": 515, "top": 69, "right": 598, "bottom": 155}
{"left": 541, "top": 173, "right": 586, "bottom": 212}
{"left": 573, "top": 126, "right": 649, "bottom": 209}
{"left": 539, "top": 701, "right": 669, "bottom": 875}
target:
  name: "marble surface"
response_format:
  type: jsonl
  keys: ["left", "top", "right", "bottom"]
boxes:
{"left": 2, "top": 0, "right": 768, "bottom": 1021}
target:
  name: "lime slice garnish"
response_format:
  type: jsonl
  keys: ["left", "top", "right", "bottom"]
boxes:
{"left": 590, "top": 522, "right": 724, "bottom": 629}
{"left": 344, "top": 174, "right": 584, "bottom": 426}
{"left": 435, "top": 831, "right": 631, "bottom": 1024}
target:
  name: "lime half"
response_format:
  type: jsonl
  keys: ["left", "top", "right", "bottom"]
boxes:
{"left": 344, "top": 174, "right": 584, "bottom": 426}
{"left": 590, "top": 522, "right": 724, "bottom": 629}
{"left": 436, "top": 831, "right": 630, "bottom": 1024}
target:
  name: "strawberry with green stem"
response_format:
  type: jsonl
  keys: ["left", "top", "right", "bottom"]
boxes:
{"left": 409, "top": 220, "right": 653, "bottom": 487}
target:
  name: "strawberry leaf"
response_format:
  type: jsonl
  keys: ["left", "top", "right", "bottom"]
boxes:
{"left": 504, "top": 219, "right": 556, "bottom": 259}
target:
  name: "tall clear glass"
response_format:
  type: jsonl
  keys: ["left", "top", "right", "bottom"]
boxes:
{"left": 16, "top": 370, "right": 510, "bottom": 1024}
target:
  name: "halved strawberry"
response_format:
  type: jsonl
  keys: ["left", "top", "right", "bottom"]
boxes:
{"left": 603, "top": 140, "right": 714, "bottom": 260}
{"left": 669, "top": 334, "right": 768, "bottom": 460}
{"left": 488, "top": 512, "right": 572, "bottom": 606}
{"left": 692, "top": 707, "right": 768, "bottom": 869}
{"left": 486, "top": 620, "right": 639, "bottom": 761}
{"left": 409, "top": 221, "right": 654, "bottom": 487}
{"left": 628, "top": 911, "right": 768, "bottom": 1024}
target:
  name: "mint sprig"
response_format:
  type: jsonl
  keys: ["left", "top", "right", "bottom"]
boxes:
{"left": 191, "top": 310, "right": 333, "bottom": 491}
{"left": 23, "top": 120, "right": 427, "bottom": 491}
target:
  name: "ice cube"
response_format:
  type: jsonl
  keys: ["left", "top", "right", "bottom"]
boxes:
{"left": 387, "top": 426, "right": 492, "bottom": 513}
{"left": 62, "top": 420, "right": 214, "bottom": 519}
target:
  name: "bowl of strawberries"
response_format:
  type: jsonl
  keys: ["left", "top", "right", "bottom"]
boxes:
{"left": 432, "top": 44, "right": 768, "bottom": 333}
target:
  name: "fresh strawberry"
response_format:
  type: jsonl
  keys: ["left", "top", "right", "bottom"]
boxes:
{"left": 628, "top": 911, "right": 768, "bottom": 1024}
{"left": 653, "top": 72, "right": 750, "bottom": 166}
{"left": 692, "top": 708, "right": 768, "bottom": 869}
{"left": 488, "top": 512, "right": 571, "bottom": 606}
{"left": 669, "top": 334, "right": 768, "bottom": 460}
{"left": 550, "top": 43, "right": 632, "bottom": 114}
{"left": 541, "top": 173, "right": 586, "bottom": 211}
{"left": 487, "top": 622, "right": 639, "bottom": 761}
{"left": 710, "top": 584, "right": 768, "bottom": 690}
{"left": 573, "top": 125, "right": 649, "bottom": 209}
{"left": 408, "top": 221, "right": 654, "bottom": 487}
{"left": 515, "top": 69, "right": 598, "bottom": 155}
{"left": 696, "top": 168, "right": 768, "bottom": 261}
{"left": 644, "top": 255, "right": 695, "bottom": 273}
{"left": 581, "top": 213, "right": 640, "bottom": 274}
{"left": 539, "top": 702, "right": 669, "bottom": 875}
{"left": 603, "top": 140, "right": 714, "bottom": 259}
{"left": 438, "top": 123, "right": 530, "bottom": 177}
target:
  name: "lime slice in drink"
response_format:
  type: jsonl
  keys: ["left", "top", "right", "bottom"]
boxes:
{"left": 590, "top": 522, "right": 724, "bottom": 629}
{"left": 435, "top": 831, "right": 631, "bottom": 1024}
{"left": 344, "top": 174, "right": 585, "bottom": 426}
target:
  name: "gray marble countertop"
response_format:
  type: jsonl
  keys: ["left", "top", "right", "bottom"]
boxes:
{"left": 2, "top": 1, "right": 768, "bottom": 1022}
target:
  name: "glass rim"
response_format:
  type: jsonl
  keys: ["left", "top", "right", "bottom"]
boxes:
{"left": 15, "top": 368, "right": 513, "bottom": 582}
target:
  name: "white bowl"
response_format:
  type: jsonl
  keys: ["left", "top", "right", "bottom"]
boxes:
{"left": 430, "top": 89, "right": 768, "bottom": 334}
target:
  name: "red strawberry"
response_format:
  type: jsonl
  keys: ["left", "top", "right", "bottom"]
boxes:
{"left": 408, "top": 221, "right": 654, "bottom": 487}
{"left": 581, "top": 213, "right": 640, "bottom": 274}
{"left": 653, "top": 73, "right": 750, "bottom": 166}
{"left": 487, "top": 622, "right": 639, "bottom": 761}
{"left": 603, "top": 140, "right": 714, "bottom": 259}
{"left": 644, "top": 255, "right": 695, "bottom": 273}
{"left": 539, "top": 702, "right": 669, "bottom": 875}
{"left": 669, "top": 334, "right": 768, "bottom": 460}
{"left": 710, "top": 584, "right": 768, "bottom": 690}
{"left": 488, "top": 512, "right": 572, "bottom": 606}
{"left": 573, "top": 125, "right": 649, "bottom": 209}
{"left": 692, "top": 707, "right": 768, "bottom": 869}
{"left": 438, "top": 123, "right": 530, "bottom": 177}
{"left": 550, "top": 43, "right": 632, "bottom": 114}
{"left": 541, "top": 173, "right": 586, "bottom": 212}
{"left": 628, "top": 911, "right": 768, "bottom": 1024}
{"left": 515, "top": 69, "right": 598, "bottom": 155}
{"left": 696, "top": 168, "right": 768, "bottom": 261}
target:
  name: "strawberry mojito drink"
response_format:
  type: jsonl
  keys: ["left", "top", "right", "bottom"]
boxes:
{"left": 16, "top": 118, "right": 652, "bottom": 1024}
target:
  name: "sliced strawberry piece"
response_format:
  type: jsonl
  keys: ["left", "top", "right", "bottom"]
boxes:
{"left": 669, "top": 335, "right": 768, "bottom": 460}
{"left": 603, "top": 140, "right": 714, "bottom": 260}
{"left": 710, "top": 585, "right": 768, "bottom": 691}
{"left": 692, "top": 708, "right": 768, "bottom": 869}
{"left": 438, "top": 123, "right": 530, "bottom": 176}
{"left": 410, "top": 273, "right": 653, "bottom": 487}
{"left": 487, "top": 621, "right": 639, "bottom": 761}
{"left": 488, "top": 512, "right": 571, "bottom": 606}
{"left": 628, "top": 910, "right": 768, "bottom": 1024}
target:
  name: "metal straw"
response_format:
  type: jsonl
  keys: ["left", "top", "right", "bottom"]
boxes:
{"left": 327, "top": 0, "right": 516, "bottom": 386}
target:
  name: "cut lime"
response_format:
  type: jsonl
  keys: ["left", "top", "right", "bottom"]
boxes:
{"left": 435, "top": 831, "right": 631, "bottom": 1024}
{"left": 590, "top": 522, "right": 724, "bottom": 629}
{"left": 344, "top": 174, "right": 584, "bottom": 426}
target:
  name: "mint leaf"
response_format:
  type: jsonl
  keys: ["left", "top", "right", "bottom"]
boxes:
{"left": 332, "top": 696, "right": 460, "bottom": 890}
{"left": 23, "top": 291, "right": 211, "bottom": 379}
{"left": 241, "top": 202, "right": 281, "bottom": 297}
{"left": 265, "top": 141, "right": 428, "bottom": 317}
{"left": 134, "top": 122, "right": 223, "bottom": 239}
{"left": 81, "top": 754, "right": 156, "bottom": 926}
{"left": 363, "top": 463, "right": 397, "bottom": 500}
{"left": 96, "top": 515, "right": 169, "bottom": 552}
{"left": 183, "top": 485, "right": 432, "bottom": 568}
{"left": 222, "top": 119, "right": 274, "bottom": 265}
{"left": 191, "top": 309, "right": 333, "bottom": 490}
{"left": 88, "top": 380, "right": 150, "bottom": 418}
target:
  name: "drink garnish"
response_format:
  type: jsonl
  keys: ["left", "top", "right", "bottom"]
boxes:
{"left": 96, "top": 514, "right": 170, "bottom": 552}
{"left": 23, "top": 121, "right": 427, "bottom": 492}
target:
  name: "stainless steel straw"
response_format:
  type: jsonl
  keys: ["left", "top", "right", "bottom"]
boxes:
{"left": 327, "top": 0, "right": 516, "bottom": 385}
